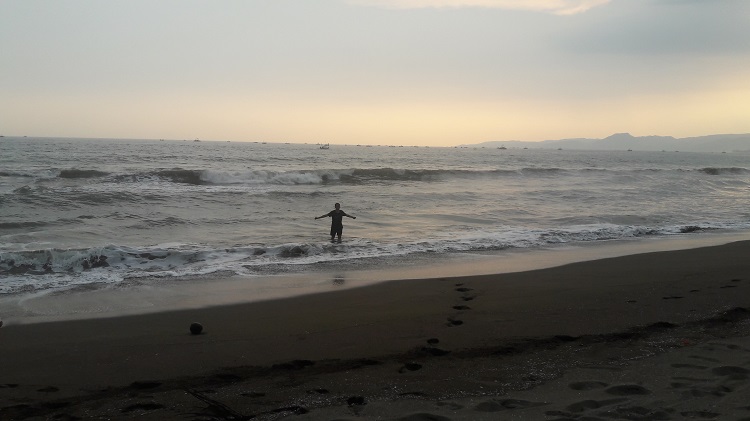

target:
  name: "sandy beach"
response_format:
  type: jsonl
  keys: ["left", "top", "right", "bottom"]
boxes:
{"left": 2, "top": 240, "right": 750, "bottom": 420}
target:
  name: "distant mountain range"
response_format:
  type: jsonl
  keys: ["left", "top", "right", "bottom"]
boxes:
{"left": 467, "top": 133, "right": 750, "bottom": 153}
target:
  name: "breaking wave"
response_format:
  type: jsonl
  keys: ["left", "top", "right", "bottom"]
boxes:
{"left": 697, "top": 167, "right": 750, "bottom": 175}
{"left": 58, "top": 169, "right": 109, "bottom": 179}
{"left": 5, "top": 166, "right": 749, "bottom": 188}
{"left": 3, "top": 221, "right": 747, "bottom": 295}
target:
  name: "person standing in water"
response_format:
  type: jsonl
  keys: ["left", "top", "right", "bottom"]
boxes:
{"left": 315, "top": 203, "right": 356, "bottom": 242}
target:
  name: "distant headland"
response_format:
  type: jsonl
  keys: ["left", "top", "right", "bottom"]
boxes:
{"left": 467, "top": 133, "right": 750, "bottom": 153}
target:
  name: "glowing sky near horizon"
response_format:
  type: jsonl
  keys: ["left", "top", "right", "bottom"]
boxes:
{"left": 1, "top": 0, "right": 749, "bottom": 146}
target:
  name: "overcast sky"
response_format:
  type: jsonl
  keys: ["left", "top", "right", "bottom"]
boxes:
{"left": 1, "top": 0, "right": 749, "bottom": 146}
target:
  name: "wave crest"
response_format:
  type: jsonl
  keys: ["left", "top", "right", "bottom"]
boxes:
{"left": 698, "top": 167, "right": 749, "bottom": 175}
{"left": 19, "top": 166, "right": 750, "bottom": 187}
{"left": 58, "top": 169, "right": 109, "bottom": 179}
{"left": 154, "top": 169, "right": 205, "bottom": 185}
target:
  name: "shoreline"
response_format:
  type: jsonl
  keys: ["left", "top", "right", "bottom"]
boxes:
{"left": 2, "top": 239, "right": 750, "bottom": 419}
{"left": 3, "top": 230, "right": 750, "bottom": 325}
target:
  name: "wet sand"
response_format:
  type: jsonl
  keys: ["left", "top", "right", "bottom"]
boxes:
{"left": 1, "top": 241, "right": 749, "bottom": 420}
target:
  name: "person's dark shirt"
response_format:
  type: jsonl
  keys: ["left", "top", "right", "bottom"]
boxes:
{"left": 326, "top": 209, "right": 348, "bottom": 227}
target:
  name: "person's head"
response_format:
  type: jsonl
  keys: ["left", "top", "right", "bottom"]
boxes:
{"left": 334, "top": 203, "right": 341, "bottom": 209}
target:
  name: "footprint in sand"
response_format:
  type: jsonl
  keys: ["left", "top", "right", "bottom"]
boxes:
{"left": 670, "top": 381, "right": 690, "bottom": 389}
{"left": 474, "top": 399, "right": 544, "bottom": 412}
{"left": 689, "top": 355, "right": 720, "bottom": 363}
{"left": 615, "top": 406, "right": 674, "bottom": 419}
{"left": 241, "top": 392, "right": 266, "bottom": 398}
{"left": 684, "top": 385, "right": 732, "bottom": 398}
{"left": 213, "top": 373, "right": 242, "bottom": 382}
{"left": 41, "top": 401, "right": 71, "bottom": 410}
{"left": 680, "top": 411, "right": 721, "bottom": 418}
{"left": 452, "top": 305, "right": 470, "bottom": 310}
{"left": 272, "top": 359, "right": 315, "bottom": 370}
{"left": 436, "top": 402, "right": 464, "bottom": 410}
{"left": 605, "top": 384, "right": 651, "bottom": 396}
{"left": 671, "top": 363, "right": 708, "bottom": 369}
{"left": 672, "top": 376, "right": 710, "bottom": 382}
{"left": 569, "top": 381, "right": 609, "bottom": 390}
{"left": 447, "top": 318, "right": 464, "bottom": 327}
{"left": 121, "top": 402, "right": 165, "bottom": 413}
{"left": 566, "top": 398, "right": 627, "bottom": 412}
{"left": 399, "top": 391, "right": 428, "bottom": 397}
{"left": 423, "top": 338, "right": 450, "bottom": 355}
{"left": 662, "top": 295, "right": 684, "bottom": 300}
{"left": 711, "top": 366, "right": 749, "bottom": 377}
{"left": 454, "top": 284, "right": 477, "bottom": 301}
{"left": 347, "top": 396, "right": 366, "bottom": 406}
{"left": 397, "top": 413, "right": 452, "bottom": 421}
{"left": 545, "top": 410, "right": 572, "bottom": 417}
{"left": 271, "top": 405, "right": 309, "bottom": 415}
{"left": 724, "top": 343, "right": 750, "bottom": 351}
{"left": 399, "top": 362, "right": 423, "bottom": 373}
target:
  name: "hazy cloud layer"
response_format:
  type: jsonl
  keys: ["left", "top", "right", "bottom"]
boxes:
{"left": 560, "top": 0, "right": 750, "bottom": 55}
{"left": 347, "top": 0, "right": 610, "bottom": 15}
{"left": 1, "top": 0, "right": 748, "bottom": 144}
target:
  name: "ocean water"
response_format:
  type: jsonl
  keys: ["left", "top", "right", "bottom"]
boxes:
{"left": 2, "top": 137, "right": 750, "bottom": 298}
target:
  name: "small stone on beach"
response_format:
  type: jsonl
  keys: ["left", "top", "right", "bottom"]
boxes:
{"left": 190, "top": 322, "right": 203, "bottom": 335}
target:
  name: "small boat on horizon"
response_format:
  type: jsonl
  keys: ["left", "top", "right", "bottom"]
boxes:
{"left": 319, "top": 143, "right": 330, "bottom": 149}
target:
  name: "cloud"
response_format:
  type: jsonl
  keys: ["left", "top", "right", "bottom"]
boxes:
{"left": 559, "top": 0, "right": 750, "bottom": 55}
{"left": 346, "top": 0, "right": 610, "bottom": 15}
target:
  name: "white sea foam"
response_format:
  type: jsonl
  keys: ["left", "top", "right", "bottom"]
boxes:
{"left": 4, "top": 220, "right": 750, "bottom": 295}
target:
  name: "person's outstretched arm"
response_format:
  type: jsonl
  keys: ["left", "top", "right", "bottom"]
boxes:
{"left": 315, "top": 213, "right": 329, "bottom": 220}
{"left": 346, "top": 214, "right": 356, "bottom": 219}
